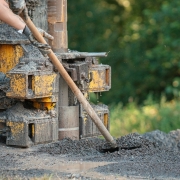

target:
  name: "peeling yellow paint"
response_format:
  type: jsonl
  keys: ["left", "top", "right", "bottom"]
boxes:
{"left": 104, "top": 113, "right": 108, "bottom": 128}
{"left": 31, "top": 124, "right": 35, "bottom": 137}
{"left": 7, "top": 73, "right": 57, "bottom": 99}
{"left": 89, "top": 66, "right": 111, "bottom": 92}
{"left": 89, "top": 70, "right": 104, "bottom": 91}
{"left": 33, "top": 102, "right": 56, "bottom": 110}
{"left": 6, "top": 74, "right": 26, "bottom": 98}
{"left": 0, "top": 45, "right": 23, "bottom": 73}
{"left": 32, "top": 74, "right": 57, "bottom": 96}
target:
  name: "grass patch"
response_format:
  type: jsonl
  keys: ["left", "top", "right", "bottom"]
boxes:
{"left": 110, "top": 97, "right": 180, "bottom": 137}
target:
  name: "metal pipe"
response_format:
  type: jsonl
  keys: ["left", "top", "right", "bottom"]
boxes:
{"left": 58, "top": 52, "right": 108, "bottom": 58}
{"left": 48, "top": 0, "right": 68, "bottom": 53}
{"left": 47, "top": 0, "right": 69, "bottom": 140}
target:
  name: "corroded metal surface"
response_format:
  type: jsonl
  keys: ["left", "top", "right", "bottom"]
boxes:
{"left": 0, "top": 103, "right": 58, "bottom": 147}
{"left": 58, "top": 76, "right": 68, "bottom": 106}
{"left": 6, "top": 73, "right": 27, "bottom": 98}
{"left": 89, "top": 65, "right": 111, "bottom": 92}
{"left": 0, "top": 73, "right": 10, "bottom": 92}
{"left": 0, "top": 96, "right": 16, "bottom": 110}
{"left": 0, "top": 44, "right": 24, "bottom": 73}
{"left": 56, "top": 52, "right": 107, "bottom": 60}
{"left": 80, "top": 104, "right": 109, "bottom": 138}
{"left": 26, "top": 0, "right": 39, "bottom": 20}
{"left": 7, "top": 72, "right": 57, "bottom": 99}
{"left": 31, "top": 96, "right": 58, "bottom": 110}
{"left": 67, "top": 61, "right": 89, "bottom": 92}
{"left": 32, "top": 74, "right": 57, "bottom": 96}
{"left": 29, "top": 0, "right": 48, "bottom": 31}
{"left": 0, "top": 0, "right": 112, "bottom": 147}
{"left": 6, "top": 56, "right": 58, "bottom": 99}
{"left": 21, "top": 44, "right": 44, "bottom": 59}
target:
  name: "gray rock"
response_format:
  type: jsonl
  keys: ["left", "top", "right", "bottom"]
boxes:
{"left": 169, "top": 129, "right": 180, "bottom": 141}
{"left": 142, "top": 130, "right": 177, "bottom": 150}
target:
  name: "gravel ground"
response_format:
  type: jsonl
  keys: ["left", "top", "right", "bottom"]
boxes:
{"left": 1, "top": 130, "right": 180, "bottom": 179}
{"left": 38, "top": 133, "right": 162, "bottom": 161}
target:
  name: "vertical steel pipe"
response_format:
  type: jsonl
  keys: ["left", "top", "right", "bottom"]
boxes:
{"left": 47, "top": 0, "right": 68, "bottom": 53}
{"left": 48, "top": 0, "right": 72, "bottom": 140}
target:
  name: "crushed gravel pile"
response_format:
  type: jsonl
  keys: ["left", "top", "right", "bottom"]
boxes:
{"left": 39, "top": 132, "right": 169, "bottom": 161}
{"left": 95, "top": 150, "right": 180, "bottom": 179}
{"left": 38, "top": 129, "right": 180, "bottom": 163}
{"left": 39, "top": 138, "right": 104, "bottom": 157}
{"left": 143, "top": 129, "right": 180, "bottom": 151}
{"left": 117, "top": 133, "right": 143, "bottom": 149}
{"left": 1, "top": 130, "right": 180, "bottom": 179}
{"left": 95, "top": 131, "right": 180, "bottom": 178}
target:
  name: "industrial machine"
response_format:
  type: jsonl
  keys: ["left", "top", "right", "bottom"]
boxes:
{"left": 0, "top": 0, "right": 111, "bottom": 147}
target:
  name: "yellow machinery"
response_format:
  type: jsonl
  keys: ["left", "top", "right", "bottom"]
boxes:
{"left": 0, "top": 0, "right": 111, "bottom": 147}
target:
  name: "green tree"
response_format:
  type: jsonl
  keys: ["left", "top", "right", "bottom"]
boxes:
{"left": 68, "top": 0, "right": 180, "bottom": 105}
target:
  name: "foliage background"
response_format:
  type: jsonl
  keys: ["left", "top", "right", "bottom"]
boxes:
{"left": 68, "top": 0, "right": 180, "bottom": 104}
{"left": 67, "top": 0, "right": 180, "bottom": 135}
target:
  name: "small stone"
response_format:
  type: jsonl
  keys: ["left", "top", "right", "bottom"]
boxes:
{"left": 71, "top": 173, "right": 80, "bottom": 179}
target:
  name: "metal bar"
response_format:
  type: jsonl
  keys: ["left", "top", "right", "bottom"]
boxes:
{"left": 83, "top": 52, "right": 107, "bottom": 57}
{"left": 59, "top": 52, "right": 108, "bottom": 58}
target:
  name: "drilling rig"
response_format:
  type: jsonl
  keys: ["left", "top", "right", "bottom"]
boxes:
{"left": 0, "top": 0, "right": 111, "bottom": 147}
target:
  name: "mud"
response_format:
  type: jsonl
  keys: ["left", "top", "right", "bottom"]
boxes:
{"left": 17, "top": 61, "right": 38, "bottom": 71}
{"left": 0, "top": 91, "right": 16, "bottom": 110}
{"left": 0, "top": 103, "right": 49, "bottom": 122}
{"left": 1, "top": 130, "right": 180, "bottom": 179}
{"left": 0, "top": 24, "right": 29, "bottom": 44}
{"left": 21, "top": 44, "right": 44, "bottom": 59}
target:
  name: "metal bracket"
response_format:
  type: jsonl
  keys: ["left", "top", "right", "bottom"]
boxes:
{"left": 65, "top": 67, "right": 78, "bottom": 81}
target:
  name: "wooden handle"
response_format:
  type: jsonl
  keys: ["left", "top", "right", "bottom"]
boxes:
{"left": 24, "top": 17, "right": 117, "bottom": 147}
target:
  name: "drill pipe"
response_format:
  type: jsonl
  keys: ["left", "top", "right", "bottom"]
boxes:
{"left": 23, "top": 16, "right": 117, "bottom": 148}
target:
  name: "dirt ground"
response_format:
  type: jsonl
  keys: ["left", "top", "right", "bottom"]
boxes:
{"left": 1, "top": 130, "right": 180, "bottom": 180}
